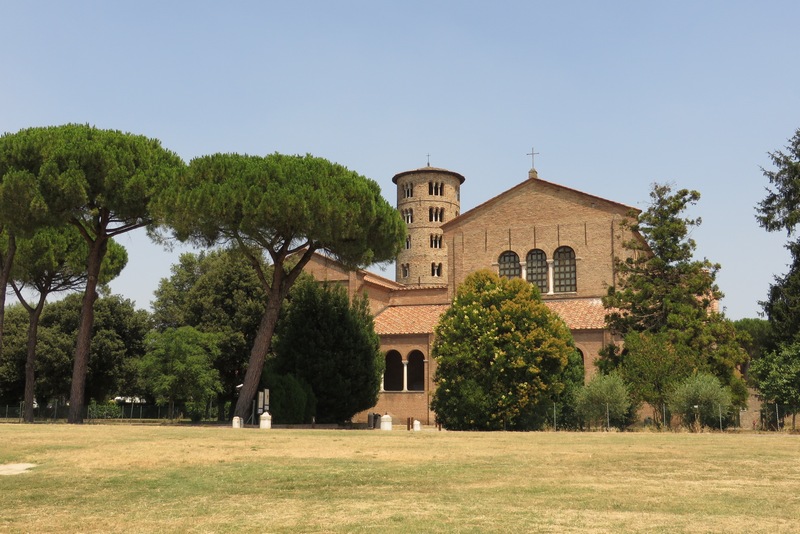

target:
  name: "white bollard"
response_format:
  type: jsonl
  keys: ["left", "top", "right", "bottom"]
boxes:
{"left": 232, "top": 416, "right": 243, "bottom": 429}
{"left": 413, "top": 420, "right": 421, "bottom": 431}
{"left": 380, "top": 414, "right": 393, "bottom": 431}
{"left": 260, "top": 411, "right": 272, "bottom": 429}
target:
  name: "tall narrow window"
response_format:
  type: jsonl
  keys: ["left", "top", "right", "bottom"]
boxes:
{"left": 428, "top": 182, "right": 444, "bottom": 196}
{"left": 526, "top": 249, "right": 548, "bottom": 293}
{"left": 401, "top": 263, "right": 409, "bottom": 278}
{"left": 429, "top": 207, "right": 444, "bottom": 222}
{"left": 407, "top": 351, "right": 425, "bottom": 391}
{"left": 403, "top": 183, "right": 413, "bottom": 198}
{"left": 430, "top": 234, "right": 442, "bottom": 249}
{"left": 431, "top": 263, "right": 442, "bottom": 277}
{"left": 403, "top": 209, "right": 413, "bottom": 224}
{"left": 384, "top": 351, "right": 403, "bottom": 391}
{"left": 405, "top": 235, "right": 411, "bottom": 249}
{"left": 553, "top": 246, "right": 577, "bottom": 292}
{"left": 498, "top": 251, "right": 521, "bottom": 278}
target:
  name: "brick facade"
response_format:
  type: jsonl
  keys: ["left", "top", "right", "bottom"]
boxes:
{"left": 304, "top": 166, "right": 638, "bottom": 425}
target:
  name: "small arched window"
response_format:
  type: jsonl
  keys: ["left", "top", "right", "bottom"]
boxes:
{"left": 405, "top": 235, "right": 411, "bottom": 249}
{"left": 498, "top": 251, "right": 521, "bottom": 279}
{"left": 403, "top": 183, "right": 413, "bottom": 198}
{"left": 407, "top": 351, "right": 425, "bottom": 391}
{"left": 526, "top": 249, "right": 548, "bottom": 293}
{"left": 384, "top": 351, "right": 403, "bottom": 391}
{"left": 402, "top": 209, "right": 413, "bottom": 224}
{"left": 553, "top": 246, "right": 577, "bottom": 292}
{"left": 430, "top": 234, "right": 442, "bottom": 249}
{"left": 401, "top": 263, "right": 409, "bottom": 278}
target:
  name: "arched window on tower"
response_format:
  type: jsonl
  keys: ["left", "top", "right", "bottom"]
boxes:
{"left": 401, "top": 263, "right": 409, "bottom": 278}
{"left": 430, "top": 234, "right": 442, "bottom": 249}
{"left": 384, "top": 351, "right": 403, "bottom": 391}
{"left": 405, "top": 235, "right": 411, "bottom": 249}
{"left": 431, "top": 263, "right": 442, "bottom": 277}
{"left": 403, "top": 209, "right": 413, "bottom": 224}
{"left": 407, "top": 351, "right": 425, "bottom": 391}
{"left": 498, "top": 251, "right": 521, "bottom": 278}
{"left": 526, "top": 249, "right": 548, "bottom": 294}
{"left": 553, "top": 246, "right": 577, "bottom": 292}
{"left": 403, "top": 182, "right": 413, "bottom": 198}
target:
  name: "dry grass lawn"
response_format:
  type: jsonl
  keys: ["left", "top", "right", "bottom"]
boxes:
{"left": 1, "top": 424, "right": 798, "bottom": 533}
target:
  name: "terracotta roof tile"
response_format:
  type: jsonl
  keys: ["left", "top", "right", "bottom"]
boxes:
{"left": 543, "top": 298, "right": 607, "bottom": 330}
{"left": 374, "top": 298, "right": 608, "bottom": 336}
{"left": 374, "top": 304, "right": 451, "bottom": 335}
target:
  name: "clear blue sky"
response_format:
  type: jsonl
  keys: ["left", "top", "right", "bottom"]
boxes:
{"left": 2, "top": 1, "right": 798, "bottom": 319}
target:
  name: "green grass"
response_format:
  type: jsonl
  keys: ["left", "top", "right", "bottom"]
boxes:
{"left": 1, "top": 425, "right": 799, "bottom": 533}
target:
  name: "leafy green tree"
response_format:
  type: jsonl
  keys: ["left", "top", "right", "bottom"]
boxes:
{"left": 602, "top": 183, "right": 748, "bottom": 412}
{"left": 155, "top": 153, "right": 405, "bottom": 419}
{"left": 756, "top": 128, "right": 800, "bottom": 236}
{"left": 756, "top": 128, "right": 800, "bottom": 345}
{"left": 0, "top": 293, "right": 149, "bottom": 409}
{"left": 431, "top": 270, "right": 578, "bottom": 431}
{"left": 138, "top": 326, "right": 222, "bottom": 420}
{"left": 152, "top": 249, "right": 268, "bottom": 419}
{"left": 0, "top": 305, "right": 27, "bottom": 404}
{"left": 10, "top": 227, "right": 127, "bottom": 422}
{"left": 272, "top": 278, "right": 383, "bottom": 424}
{"left": 0, "top": 125, "right": 184, "bottom": 423}
{"left": 574, "top": 372, "right": 633, "bottom": 430}
{"left": 732, "top": 318, "right": 774, "bottom": 381}
{"left": 38, "top": 293, "right": 151, "bottom": 404}
{"left": 667, "top": 373, "right": 732, "bottom": 431}
{"left": 601, "top": 331, "right": 697, "bottom": 425}
{"left": 262, "top": 361, "right": 317, "bottom": 424}
{"left": 750, "top": 342, "right": 800, "bottom": 430}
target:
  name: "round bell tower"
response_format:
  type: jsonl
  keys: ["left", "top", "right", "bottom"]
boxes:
{"left": 393, "top": 165, "right": 465, "bottom": 286}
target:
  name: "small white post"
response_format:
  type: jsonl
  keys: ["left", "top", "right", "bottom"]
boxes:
{"left": 260, "top": 412, "right": 272, "bottom": 429}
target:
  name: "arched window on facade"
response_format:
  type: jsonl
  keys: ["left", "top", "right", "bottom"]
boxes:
{"left": 498, "top": 251, "right": 521, "bottom": 278}
{"left": 553, "top": 246, "right": 577, "bottom": 292}
{"left": 526, "top": 249, "right": 548, "bottom": 294}
{"left": 429, "top": 207, "right": 444, "bottom": 222}
{"left": 428, "top": 181, "right": 444, "bottom": 196}
{"left": 407, "top": 351, "right": 425, "bottom": 391}
{"left": 384, "top": 351, "right": 403, "bottom": 391}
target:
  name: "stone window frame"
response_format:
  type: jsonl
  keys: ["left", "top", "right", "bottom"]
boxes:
{"left": 498, "top": 250, "right": 521, "bottom": 279}
{"left": 526, "top": 249, "right": 548, "bottom": 293}
{"left": 553, "top": 246, "right": 577, "bottom": 293}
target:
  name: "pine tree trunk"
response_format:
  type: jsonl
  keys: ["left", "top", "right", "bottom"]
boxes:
{"left": 0, "top": 233, "right": 16, "bottom": 358}
{"left": 22, "top": 298, "right": 45, "bottom": 423}
{"left": 68, "top": 237, "right": 106, "bottom": 424}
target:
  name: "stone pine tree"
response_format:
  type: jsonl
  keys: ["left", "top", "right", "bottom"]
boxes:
{"left": 155, "top": 153, "right": 405, "bottom": 419}
{"left": 431, "top": 270, "right": 579, "bottom": 431}
{"left": 0, "top": 128, "right": 55, "bottom": 360}
{"left": 272, "top": 277, "right": 383, "bottom": 424}
{"left": 0, "top": 125, "right": 185, "bottom": 423}
{"left": 10, "top": 227, "right": 126, "bottom": 422}
{"left": 601, "top": 183, "right": 748, "bottom": 417}
{"left": 757, "top": 128, "right": 800, "bottom": 345}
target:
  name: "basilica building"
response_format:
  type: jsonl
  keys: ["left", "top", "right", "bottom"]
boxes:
{"left": 304, "top": 164, "right": 639, "bottom": 424}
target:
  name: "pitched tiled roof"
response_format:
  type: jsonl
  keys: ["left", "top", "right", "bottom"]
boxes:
{"left": 374, "top": 304, "right": 451, "bottom": 335}
{"left": 374, "top": 298, "right": 607, "bottom": 336}
{"left": 543, "top": 298, "right": 607, "bottom": 330}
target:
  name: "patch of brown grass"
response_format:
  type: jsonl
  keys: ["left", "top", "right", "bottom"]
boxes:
{"left": 1, "top": 425, "right": 798, "bottom": 533}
